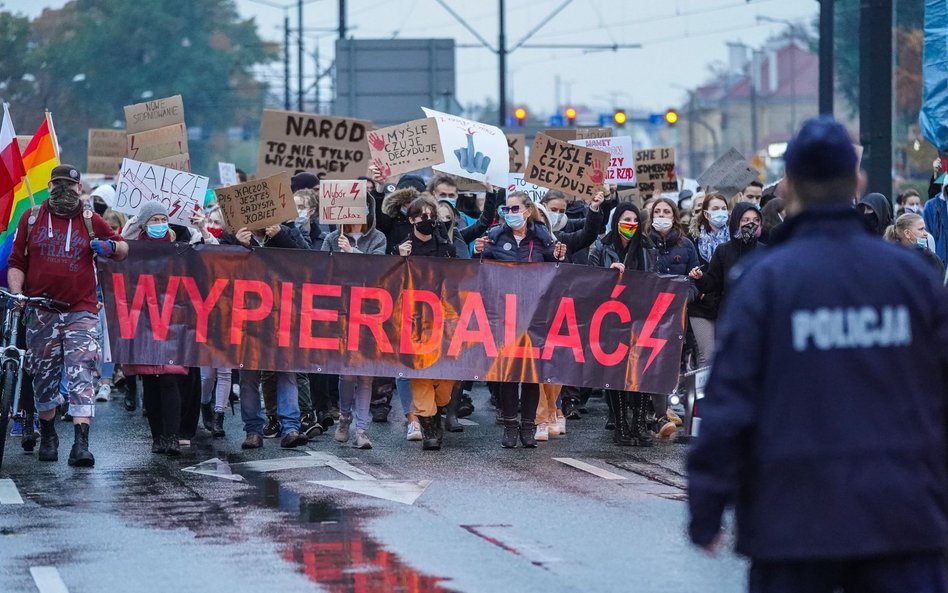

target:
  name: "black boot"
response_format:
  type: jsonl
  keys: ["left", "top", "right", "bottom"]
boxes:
{"left": 519, "top": 420, "right": 537, "bottom": 448}
{"left": 201, "top": 402, "right": 214, "bottom": 432}
{"left": 434, "top": 408, "right": 446, "bottom": 447}
{"left": 457, "top": 394, "right": 474, "bottom": 418}
{"left": 633, "top": 393, "right": 654, "bottom": 447}
{"left": 419, "top": 415, "right": 440, "bottom": 451}
{"left": 67, "top": 423, "right": 94, "bottom": 467}
{"left": 125, "top": 378, "right": 138, "bottom": 412}
{"left": 164, "top": 434, "right": 181, "bottom": 456}
{"left": 38, "top": 418, "right": 58, "bottom": 462}
{"left": 443, "top": 387, "right": 464, "bottom": 433}
{"left": 21, "top": 413, "right": 37, "bottom": 452}
{"left": 605, "top": 390, "right": 617, "bottom": 430}
{"left": 501, "top": 418, "right": 519, "bottom": 448}
{"left": 212, "top": 412, "right": 226, "bottom": 438}
{"left": 613, "top": 392, "right": 634, "bottom": 446}
{"left": 152, "top": 437, "right": 166, "bottom": 454}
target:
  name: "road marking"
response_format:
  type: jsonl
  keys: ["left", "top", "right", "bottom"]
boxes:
{"left": 309, "top": 479, "right": 432, "bottom": 505}
{"left": 30, "top": 567, "right": 69, "bottom": 593}
{"left": 0, "top": 478, "right": 24, "bottom": 504}
{"left": 458, "top": 418, "right": 479, "bottom": 426}
{"left": 461, "top": 525, "right": 562, "bottom": 568}
{"left": 181, "top": 458, "right": 246, "bottom": 482}
{"left": 230, "top": 455, "right": 329, "bottom": 473}
{"left": 553, "top": 458, "right": 627, "bottom": 481}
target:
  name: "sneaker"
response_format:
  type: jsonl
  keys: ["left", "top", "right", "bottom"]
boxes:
{"left": 262, "top": 416, "right": 281, "bottom": 439}
{"left": 535, "top": 423, "right": 549, "bottom": 442}
{"left": 665, "top": 408, "right": 683, "bottom": 426}
{"left": 353, "top": 429, "right": 372, "bottom": 449}
{"left": 300, "top": 413, "right": 322, "bottom": 438}
{"left": 562, "top": 400, "right": 582, "bottom": 420}
{"left": 10, "top": 414, "right": 23, "bottom": 437}
{"left": 95, "top": 384, "right": 112, "bottom": 402}
{"left": 556, "top": 415, "right": 567, "bottom": 435}
{"left": 406, "top": 419, "right": 423, "bottom": 441}
{"left": 280, "top": 430, "right": 309, "bottom": 448}
{"left": 547, "top": 421, "right": 560, "bottom": 438}
{"left": 334, "top": 415, "right": 352, "bottom": 443}
{"left": 658, "top": 420, "right": 678, "bottom": 440}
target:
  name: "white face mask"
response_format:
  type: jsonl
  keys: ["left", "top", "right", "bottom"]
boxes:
{"left": 348, "top": 232, "right": 363, "bottom": 242}
{"left": 651, "top": 218, "right": 674, "bottom": 233}
{"left": 548, "top": 211, "right": 567, "bottom": 231}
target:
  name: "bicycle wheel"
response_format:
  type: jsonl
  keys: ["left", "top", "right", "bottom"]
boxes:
{"left": 0, "top": 360, "right": 19, "bottom": 472}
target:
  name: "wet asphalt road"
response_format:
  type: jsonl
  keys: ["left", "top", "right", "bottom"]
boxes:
{"left": 0, "top": 387, "right": 746, "bottom": 593}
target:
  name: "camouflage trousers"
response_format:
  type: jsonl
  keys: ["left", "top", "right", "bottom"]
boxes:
{"left": 25, "top": 310, "right": 99, "bottom": 418}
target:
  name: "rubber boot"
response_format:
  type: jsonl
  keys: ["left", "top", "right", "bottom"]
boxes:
{"left": 501, "top": 417, "right": 519, "bottom": 448}
{"left": 419, "top": 415, "right": 440, "bottom": 451}
{"left": 634, "top": 393, "right": 654, "bottom": 448}
{"left": 212, "top": 412, "right": 226, "bottom": 438}
{"left": 67, "top": 423, "right": 95, "bottom": 467}
{"left": 201, "top": 402, "right": 214, "bottom": 432}
{"left": 443, "top": 386, "right": 464, "bottom": 433}
{"left": 38, "top": 418, "right": 58, "bottom": 461}
{"left": 613, "top": 392, "right": 634, "bottom": 446}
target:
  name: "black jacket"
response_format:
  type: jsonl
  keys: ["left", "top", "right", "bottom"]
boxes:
{"left": 482, "top": 220, "right": 557, "bottom": 263}
{"left": 219, "top": 223, "right": 308, "bottom": 249}
{"left": 688, "top": 203, "right": 948, "bottom": 559}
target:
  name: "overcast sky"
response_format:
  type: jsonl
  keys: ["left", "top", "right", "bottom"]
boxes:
{"left": 4, "top": 0, "right": 818, "bottom": 116}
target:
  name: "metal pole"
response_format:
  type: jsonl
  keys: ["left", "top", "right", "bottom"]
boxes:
{"left": 498, "top": 0, "right": 507, "bottom": 127}
{"left": 297, "top": 0, "right": 304, "bottom": 111}
{"left": 859, "top": 0, "right": 892, "bottom": 196}
{"left": 314, "top": 43, "right": 320, "bottom": 114}
{"left": 284, "top": 12, "right": 291, "bottom": 110}
{"left": 750, "top": 51, "right": 759, "bottom": 158}
{"left": 688, "top": 92, "right": 697, "bottom": 178}
{"left": 339, "top": 0, "right": 346, "bottom": 39}
{"left": 818, "top": 0, "right": 834, "bottom": 115}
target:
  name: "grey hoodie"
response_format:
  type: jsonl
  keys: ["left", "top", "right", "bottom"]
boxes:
{"left": 320, "top": 194, "right": 387, "bottom": 255}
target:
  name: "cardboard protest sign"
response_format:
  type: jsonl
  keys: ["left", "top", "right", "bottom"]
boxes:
{"left": 213, "top": 171, "right": 297, "bottom": 231}
{"left": 87, "top": 129, "right": 127, "bottom": 174}
{"left": 545, "top": 127, "right": 613, "bottom": 141}
{"left": 150, "top": 153, "right": 192, "bottom": 173}
{"left": 319, "top": 180, "right": 367, "bottom": 225}
{"left": 634, "top": 147, "right": 677, "bottom": 200}
{"left": 86, "top": 156, "right": 124, "bottom": 176}
{"left": 617, "top": 187, "right": 641, "bottom": 205}
{"left": 114, "top": 158, "right": 208, "bottom": 227}
{"left": 257, "top": 109, "right": 372, "bottom": 179}
{"left": 366, "top": 117, "right": 444, "bottom": 178}
{"left": 507, "top": 173, "right": 549, "bottom": 202}
{"left": 524, "top": 133, "right": 609, "bottom": 201}
{"left": 506, "top": 133, "right": 526, "bottom": 173}
{"left": 218, "top": 162, "right": 238, "bottom": 186}
{"left": 570, "top": 136, "right": 636, "bottom": 184}
{"left": 696, "top": 148, "right": 758, "bottom": 199}
{"left": 124, "top": 95, "right": 185, "bottom": 134}
{"left": 126, "top": 123, "right": 188, "bottom": 163}
{"left": 16, "top": 135, "right": 31, "bottom": 153}
{"left": 422, "top": 107, "right": 509, "bottom": 183}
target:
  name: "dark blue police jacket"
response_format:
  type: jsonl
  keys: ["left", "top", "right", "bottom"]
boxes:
{"left": 687, "top": 202, "right": 948, "bottom": 560}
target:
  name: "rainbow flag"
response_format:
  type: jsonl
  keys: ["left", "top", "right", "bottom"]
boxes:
{"left": 0, "top": 112, "right": 59, "bottom": 271}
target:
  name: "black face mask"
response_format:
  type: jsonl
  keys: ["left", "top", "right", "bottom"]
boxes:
{"left": 48, "top": 183, "right": 81, "bottom": 216}
{"left": 863, "top": 211, "right": 879, "bottom": 230}
{"left": 414, "top": 219, "right": 436, "bottom": 236}
{"left": 739, "top": 221, "right": 759, "bottom": 243}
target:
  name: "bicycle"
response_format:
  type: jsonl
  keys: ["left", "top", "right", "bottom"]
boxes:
{"left": 0, "top": 288, "right": 69, "bottom": 472}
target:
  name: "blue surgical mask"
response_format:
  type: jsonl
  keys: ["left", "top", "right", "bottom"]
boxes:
{"left": 905, "top": 205, "right": 920, "bottom": 214}
{"left": 146, "top": 223, "right": 169, "bottom": 238}
{"left": 441, "top": 198, "right": 457, "bottom": 208}
{"left": 709, "top": 210, "right": 729, "bottom": 229}
{"left": 504, "top": 212, "right": 526, "bottom": 229}
{"left": 917, "top": 238, "right": 929, "bottom": 250}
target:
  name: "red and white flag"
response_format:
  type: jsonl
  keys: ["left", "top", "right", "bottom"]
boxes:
{"left": 0, "top": 104, "right": 26, "bottom": 233}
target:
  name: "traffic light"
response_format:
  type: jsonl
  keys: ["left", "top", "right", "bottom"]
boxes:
{"left": 565, "top": 107, "right": 577, "bottom": 126}
{"left": 665, "top": 108, "right": 679, "bottom": 127}
{"left": 514, "top": 107, "right": 527, "bottom": 127}
{"left": 613, "top": 109, "right": 627, "bottom": 128}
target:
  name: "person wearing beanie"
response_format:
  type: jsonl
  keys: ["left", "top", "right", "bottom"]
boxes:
{"left": 688, "top": 117, "right": 948, "bottom": 590}
{"left": 290, "top": 171, "right": 319, "bottom": 193}
{"left": 7, "top": 164, "right": 129, "bottom": 468}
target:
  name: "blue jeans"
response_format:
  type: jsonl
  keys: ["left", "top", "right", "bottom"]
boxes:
{"left": 395, "top": 376, "right": 413, "bottom": 416}
{"left": 338, "top": 375, "right": 372, "bottom": 430}
{"left": 239, "top": 370, "right": 300, "bottom": 436}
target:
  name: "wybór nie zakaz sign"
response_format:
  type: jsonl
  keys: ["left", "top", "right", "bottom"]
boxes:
{"left": 256, "top": 109, "right": 372, "bottom": 179}
{"left": 319, "top": 180, "right": 367, "bottom": 225}
{"left": 214, "top": 171, "right": 297, "bottom": 231}
{"left": 524, "top": 133, "right": 609, "bottom": 201}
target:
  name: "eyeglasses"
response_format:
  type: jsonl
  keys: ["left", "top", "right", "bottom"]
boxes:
{"left": 499, "top": 205, "right": 522, "bottom": 215}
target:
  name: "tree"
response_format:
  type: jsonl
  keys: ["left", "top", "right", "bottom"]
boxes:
{"left": 0, "top": 0, "right": 277, "bottom": 173}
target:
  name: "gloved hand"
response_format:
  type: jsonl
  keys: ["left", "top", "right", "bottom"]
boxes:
{"left": 90, "top": 239, "right": 116, "bottom": 258}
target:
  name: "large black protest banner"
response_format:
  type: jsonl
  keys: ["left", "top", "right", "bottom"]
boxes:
{"left": 99, "top": 244, "right": 689, "bottom": 393}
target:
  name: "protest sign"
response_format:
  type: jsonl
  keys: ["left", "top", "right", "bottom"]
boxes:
{"left": 114, "top": 158, "right": 208, "bottom": 227}
{"left": 617, "top": 187, "right": 642, "bottom": 205}
{"left": 366, "top": 117, "right": 444, "bottom": 178}
{"left": 506, "top": 133, "right": 526, "bottom": 173}
{"left": 696, "top": 148, "right": 758, "bottom": 199}
{"left": 422, "top": 107, "right": 509, "bottom": 183}
{"left": 126, "top": 123, "right": 188, "bottom": 163}
{"left": 319, "top": 180, "right": 367, "bottom": 225}
{"left": 124, "top": 95, "right": 185, "bottom": 134}
{"left": 213, "top": 171, "right": 297, "bottom": 231}
{"left": 507, "top": 173, "right": 549, "bottom": 202}
{"left": 524, "top": 133, "right": 609, "bottom": 201}
{"left": 257, "top": 109, "right": 372, "bottom": 179}
{"left": 545, "top": 127, "right": 612, "bottom": 141}
{"left": 570, "top": 136, "right": 636, "bottom": 184}
{"left": 16, "top": 135, "right": 31, "bottom": 153}
{"left": 149, "top": 153, "right": 192, "bottom": 173}
{"left": 634, "top": 147, "right": 677, "bottom": 200}
{"left": 101, "top": 243, "right": 689, "bottom": 393}
{"left": 218, "top": 162, "right": 238, "bottom": 186}
{"left": 86, "top": 156, "right": 124, "bottom": 176}
{"left": 87, "top": 128, "right": 127, "bottom": 174}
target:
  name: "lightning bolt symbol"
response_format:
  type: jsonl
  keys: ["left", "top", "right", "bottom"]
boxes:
{"left": 279, "top": 184, "right": 287, "bottom": 208}
{"left": 169, "top": 199, "right": 182, "bottom": 219}
{"left": 636, "top": 292, "right": 676, "bottom": 372}
{"left": 350, "top": 182, "right": 360, "bottom": 197}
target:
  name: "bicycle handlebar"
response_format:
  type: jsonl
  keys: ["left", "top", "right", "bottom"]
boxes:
{"left": 0, "top": 288, "right": 70, "bottom": 311}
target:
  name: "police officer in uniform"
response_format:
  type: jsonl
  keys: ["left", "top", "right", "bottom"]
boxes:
{"left": 687, "top": 117, "right": 948, "bottom": 592}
